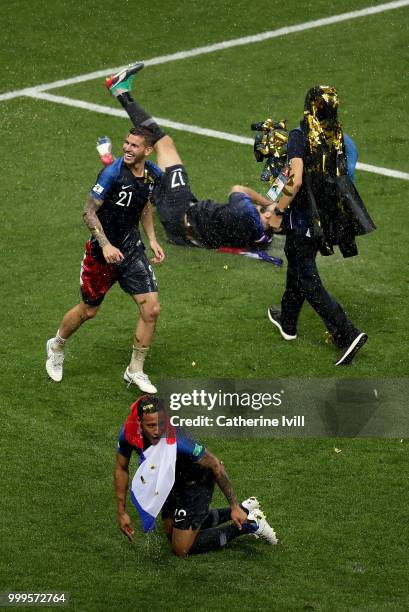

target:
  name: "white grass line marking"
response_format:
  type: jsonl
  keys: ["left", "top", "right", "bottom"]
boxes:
{"left": 1, "top": 0, "right": 409, "bottom": 101}
{"left": 355, "top": 162, "right": 409, "bottom": 180}
{"left": 27, "top": 92, "right": 409, "bottom": 181}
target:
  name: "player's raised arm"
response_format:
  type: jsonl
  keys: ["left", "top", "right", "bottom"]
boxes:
{"left": 114, "top": 453, "right": 135, "bottom": 542}
{"left": 83, "top": 195, "right": 124, "bottom": 264}
{"left": 198, "top": 450, "right": 247, "bottom": 529}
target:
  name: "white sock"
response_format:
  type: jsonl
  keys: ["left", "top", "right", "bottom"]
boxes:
{"left": 129, "top": 345, "right": 149, "bottom": 373}
{"left": 51, "top": 330, "right": 66, "bottom": 353}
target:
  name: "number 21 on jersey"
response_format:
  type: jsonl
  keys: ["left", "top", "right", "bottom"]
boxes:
{"left": 116, "top": 191, "right": 133, "bottom": 207}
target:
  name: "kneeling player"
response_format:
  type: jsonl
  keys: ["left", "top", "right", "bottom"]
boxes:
{"left": 114, "top": 395, "right": 278, "bottom": 556}
{"left": 103, "top": 62, "right": 281, "bottom": 250}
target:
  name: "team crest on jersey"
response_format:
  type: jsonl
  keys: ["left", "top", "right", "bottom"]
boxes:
{"left": 193, "top": 443, "right": 203, "bottom": 457}
{"left": 93, "top": 183, "right": 104, "bottom": 194}
{"left": 144, "top": 168, "right": 156, "bottom": 185}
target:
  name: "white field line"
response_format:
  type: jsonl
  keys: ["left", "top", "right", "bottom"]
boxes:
{"left": 27, "top": 92, "right": 409, "bottom": 181}
{"left": 1, "top": 0, "right": 409, "bottom": 101}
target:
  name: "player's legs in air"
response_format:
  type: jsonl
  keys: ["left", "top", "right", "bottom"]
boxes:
{"left": 102, "top": 64, "right": 281, "bottom": 256}
{"left": 105, "top": 63, "right": 199, "bottom": 246}
{"left": 105, "top": 62, "right": 181, "bottom": 170}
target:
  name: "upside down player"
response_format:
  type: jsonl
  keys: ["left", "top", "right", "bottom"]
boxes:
{"left": 45, "top": 127, "right": 164, "bottom": 393}
{"left": 114, "top": 395, "right": 278, "bottom": 556}
{"left": 102, "top": 62, "right": 280, "bottom": 251}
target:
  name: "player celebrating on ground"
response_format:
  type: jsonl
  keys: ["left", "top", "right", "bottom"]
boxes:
{"left": 115, "top": 395, "right": 278, "bottom": 556}
{"left": 103, "top": 62, "right": 281, "bottom": 251}
{"left": 46, "top": 127, "right": 164, "bottom": 393}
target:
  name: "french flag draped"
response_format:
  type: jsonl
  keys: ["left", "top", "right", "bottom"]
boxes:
{"left": 125, "top": 400, "right": 176, "bottom": 532}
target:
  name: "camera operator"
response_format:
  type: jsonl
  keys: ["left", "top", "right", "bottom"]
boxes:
{"left": 263, "top": 85, "right": 375, "bottom": 366}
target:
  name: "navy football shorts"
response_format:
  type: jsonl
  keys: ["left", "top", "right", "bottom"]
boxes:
{"left": 161, "top": 480, "right": 215, "bottom": 531}
{"left": 154, "top": 164, "right": 197, "bottom": 246}
{"left": 80, "top": 240, "right": 158, "bottom": 306}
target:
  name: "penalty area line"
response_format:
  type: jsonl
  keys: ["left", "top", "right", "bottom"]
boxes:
{"left": 26, "top": 91, "right": 409, "bottom": 182}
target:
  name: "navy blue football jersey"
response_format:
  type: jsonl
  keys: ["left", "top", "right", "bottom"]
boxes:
{"left": 117, "top": 426, "right": 211, "bottom": 487}
{"left": 188, "top": 192, "right": 268, "bottom": 249}
{"left": 89, "top": 158, "right": 162, "bottom": 258}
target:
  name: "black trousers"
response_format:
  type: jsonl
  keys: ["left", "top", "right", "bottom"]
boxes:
{"left": 280, "top": 231, "right": 358, "bottom": 345}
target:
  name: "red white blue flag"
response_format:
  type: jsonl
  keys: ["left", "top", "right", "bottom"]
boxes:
{"left": 130, "top": 435, "right": 176, "bottom": 532}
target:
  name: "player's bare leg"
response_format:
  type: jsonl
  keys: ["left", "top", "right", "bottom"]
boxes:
{"left": 105, "top": 62, "right": 182, "bottom": 170}
{"left": 153, "top": 135, "right": 182, "bottom": 170}
{"left": 172, "top": 527, "right": 200, "bottom": 557}
{"left": 59, "top": 301, "right": 100, "bottom": 339}
{"left": 46, "top": 301, "right": 100, "bottom": 382}
{"left": 133, "top": 292, "right": 160, "bottom": 346}
{"left": 123, "top": 292, "right": 160, "bottom": 393}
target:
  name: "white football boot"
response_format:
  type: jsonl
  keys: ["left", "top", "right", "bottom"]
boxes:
{"left": 241, "top": 496, "right": 260, "bottom": 513}
{"left": 124, "top": 368, "right": 157, "bottom": 394}
{"left": 46, "top": 338, "right": 64, "bottom": 382}
{"left": 247, "top": 509, "right": 278, "bottom": 545}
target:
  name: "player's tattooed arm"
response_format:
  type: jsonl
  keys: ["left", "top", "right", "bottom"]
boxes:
{"left": 83, "top": 195, "right": 109, "bottom": 248}
{"left": 199, "top": 450, "right": 248, "bottom": 529}
{"left": 199, "top": 450, "right": 238, "bottom": 506}
{"left": 83, "top": 196, "right": 124, "bottom": 263}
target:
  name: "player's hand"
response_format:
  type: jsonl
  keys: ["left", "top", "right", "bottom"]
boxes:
{"left": 150, "top": 239, "right": 165, "bottom": 264}
{"left": 118, "top": 512, "right": 134, "bottom": 542}
{"left": 231, "top": 505, "right": 248, "bottom": 530}
{"left": 102, "top": 244, "right": 124, "bottom": 264}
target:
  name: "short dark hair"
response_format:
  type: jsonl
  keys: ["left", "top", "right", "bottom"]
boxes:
{"left": 128, "top": 126, "right": 156, "bottom": 147}
{"left": 136, "top": 395, "right": 165, "bottom": 419}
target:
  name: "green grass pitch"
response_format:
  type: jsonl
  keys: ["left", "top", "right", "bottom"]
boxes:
{"left": 1, "top": 1, "right": 408, "bottom": 611}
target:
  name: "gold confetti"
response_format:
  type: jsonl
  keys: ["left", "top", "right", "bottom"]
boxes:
{"left": 324, "top": 331, "right": 334, "bottom": 345}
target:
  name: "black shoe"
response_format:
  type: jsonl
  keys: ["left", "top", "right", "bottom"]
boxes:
{"left": 267, "top": 306, "right": 297, "bottom": 340}
{"left": 335, "top": 332, "right": 368, "bottom": 366}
